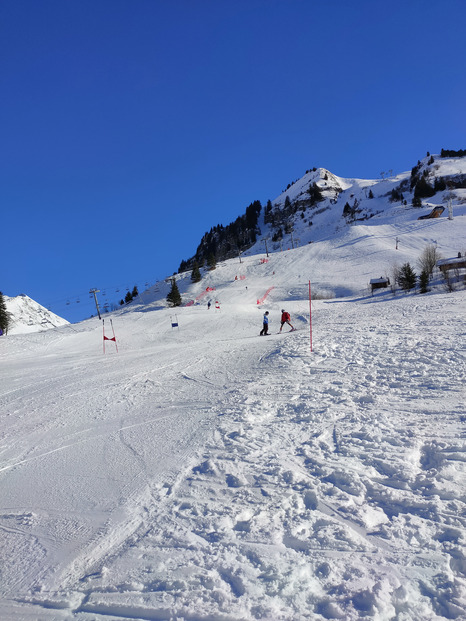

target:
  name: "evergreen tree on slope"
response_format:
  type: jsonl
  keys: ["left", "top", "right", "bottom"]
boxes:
{"left": 397, "top": 263, "right": 417, "bottom": 292}
{"left": 0, "top": 292, "right": 10, "bottom": 335}
{"left": 191, "top": 261, "right": 202, "bottom": 283}
{"left": 167, "top": 278, "right": 182, "bottom": 307}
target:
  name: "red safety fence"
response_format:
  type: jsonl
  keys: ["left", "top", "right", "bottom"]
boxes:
{"left": 185, "top": 286, "right": 216, "bottom": 306}
{"left": 257, "top": 286, "right": 275, "bottom": 305}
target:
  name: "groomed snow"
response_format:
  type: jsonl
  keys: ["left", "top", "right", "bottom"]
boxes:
{"left": 1, "top": 176, "right": 465, "bottom": 620}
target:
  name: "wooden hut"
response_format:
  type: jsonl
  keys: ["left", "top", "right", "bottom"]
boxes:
{"left": 370, "top": 277, "right": 390, "bottom": 294}
{"left": 436, "top": 255, "right": 466, "bottom": 273}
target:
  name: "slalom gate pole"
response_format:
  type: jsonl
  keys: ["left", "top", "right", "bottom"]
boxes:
{"left": 309, "top": 280, "right": 313, "bottom": 353}
{"left": 103, "top": 318, "right": 118, "bottom": 353}
{"left": 110, "top": 319, "right": 119, "bottom": 353}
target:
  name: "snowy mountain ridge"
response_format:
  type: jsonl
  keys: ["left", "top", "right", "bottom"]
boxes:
{"left": 257, "top": 153, "right": 466, "bottom": 253}
{"left": 183, "top": 152, "right": 466, "bottom": 273}
{"left": 116, "top": 153, "right": 466, "bottom": 316}
{"left": 4, "top": 293, "right": 69, "bottom": 335}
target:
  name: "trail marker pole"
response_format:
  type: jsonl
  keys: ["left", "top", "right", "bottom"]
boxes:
{"left": 309, "top": 280, "right": 313, "bottom": 353}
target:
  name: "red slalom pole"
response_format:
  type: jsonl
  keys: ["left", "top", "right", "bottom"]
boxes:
{"left": 110, "top": 319, "right": 119, "bottom": 353}
{"left": 103, "top": 319, "right": 118, "bottom": 353}
{"left": 309, "top": 280, "right": 313, "bottom": 353}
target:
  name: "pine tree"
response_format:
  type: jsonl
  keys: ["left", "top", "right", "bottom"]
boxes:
{"left": 125, "top": 291, "right": 133, "bottom": 304}
{"left": 307, "top": 182, "right": 323, "bottom": 205}
{"left": 207, "top": 253, "right": 216, "bottom": 270}
{"left": 0, "top": 291, "right": 10, "bottom": 335}
{"left": 284, "top": 195, "right": 292, "bottom": 214}
{"left": 419, "top": 269, "right": 429, "bottom": 294}
{"left": 178, "top": 259, "right": 189, "bottom": 273}
{"left": 264, "top": 199, "right": 273, "bottom": 224}
{"left": 191, "top": 261, "right": 202, "bottom": 283}
{"left": 368, "top": 189, "right": 374, "bottom": 199}
{"left": 131, "top": 285, "right": 139, "bottom": 299}
{"left": 343, "top": 202, "right": 352, "bottom": 217}
{"left": 397, "top": 263, "right": 417, "bottom": 291}
{"left": 166, "top": 278, "right": 182, "bottom": 307}
{"left": 414, "top": 177, "right": 436, "bottom": 199}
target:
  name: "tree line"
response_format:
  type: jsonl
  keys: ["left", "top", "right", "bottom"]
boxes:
{"left": 178, "top": 200, "right": 262, "bottom": 274}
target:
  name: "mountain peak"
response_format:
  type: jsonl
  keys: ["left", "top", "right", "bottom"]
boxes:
{"left": 5, "top": 294, "right": 69, "bottom": 335}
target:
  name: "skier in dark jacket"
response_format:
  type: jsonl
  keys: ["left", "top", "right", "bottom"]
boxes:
{"left": 260, "top": 311, "right": 270, "bottom": 335}
{"left": 279, "top": 309, "right": 294, "bottom": 332}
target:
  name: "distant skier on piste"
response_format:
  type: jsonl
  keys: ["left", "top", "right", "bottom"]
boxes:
{"left": 260, "top": 311, "right": 270, "bottom": 336}
{"left": 279, "top": 309, "right": 295, "bottom": 332}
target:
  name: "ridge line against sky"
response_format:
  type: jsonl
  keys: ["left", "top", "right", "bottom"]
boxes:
{"left": 1, "top": 0, "right": 465, "bottom": 323}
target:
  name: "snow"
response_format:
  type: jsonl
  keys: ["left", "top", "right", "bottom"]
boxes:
{"left": 4, "top": 294, "right": 69, "bottom": 335}
{"left": 1, "top": 160, "right": 466, "bottom": 620}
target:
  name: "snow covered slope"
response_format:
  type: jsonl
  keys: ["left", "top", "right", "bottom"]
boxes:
{"left": 185, "top": 153, "right": 466, "bottom": 276}
{"left": 4, "top": 294, "right": 69, "bottom": 335}
{"left": 0, "top": 156, "right": 465, "bottom": 620}
{"left": 252, "top": 154, "right": 466, "bottom": 258}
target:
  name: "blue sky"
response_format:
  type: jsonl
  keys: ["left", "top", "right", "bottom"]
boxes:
{"left": 2, "top": 0, "right": 465, "bottom": 323}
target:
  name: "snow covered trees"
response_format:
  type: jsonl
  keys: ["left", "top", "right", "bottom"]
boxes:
{"left": 0, "top": 292, "right": 10, "bottom": 335}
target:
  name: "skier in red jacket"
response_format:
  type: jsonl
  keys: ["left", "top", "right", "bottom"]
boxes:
{"left": 279, "top": 309, "right": 294, "bottom": 332}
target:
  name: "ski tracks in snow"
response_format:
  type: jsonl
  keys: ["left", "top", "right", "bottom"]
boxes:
{"left": 52, "top": 296, "right": 466, "bottom": 620}
{"left": 2, "top": 295, "right": 465, "bottom": 620}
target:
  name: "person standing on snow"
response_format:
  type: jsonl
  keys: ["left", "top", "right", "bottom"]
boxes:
{"left": 279, "top": 309, "right": 294, "bottom": 332}
{"left": 260, "top": 311, "right": 270, "bottom": 336}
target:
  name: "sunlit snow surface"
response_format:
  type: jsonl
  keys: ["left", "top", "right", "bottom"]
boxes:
{"left": 1, "top": 198, "right": 465, "bottom": 619}
{"left": 4, "top": 294, "right": 69, "bottom": 334}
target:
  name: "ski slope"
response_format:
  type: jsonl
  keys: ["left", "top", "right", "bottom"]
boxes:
{"left": 1, "top": 206, "right": 465, "bottom": 620}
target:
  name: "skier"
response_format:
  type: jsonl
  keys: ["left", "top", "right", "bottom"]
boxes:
{"left": 279, "top": 309, "right": 294, "bottom": 332}
{"left": 260, "top": 311, "right": 270, "bottom": 336}
{"left": 207, "top": 301, "right": 211, "bottom": 310}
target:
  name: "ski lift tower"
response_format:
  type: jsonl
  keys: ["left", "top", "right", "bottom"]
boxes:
{"left": 263, "top": 237, "right": 270, "bottom": 258}
{"left": 448, "top": 194, "right": 453, "bottom": 220}
{"left": 89, "top": 288, "right": 102, "bottom": 320}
